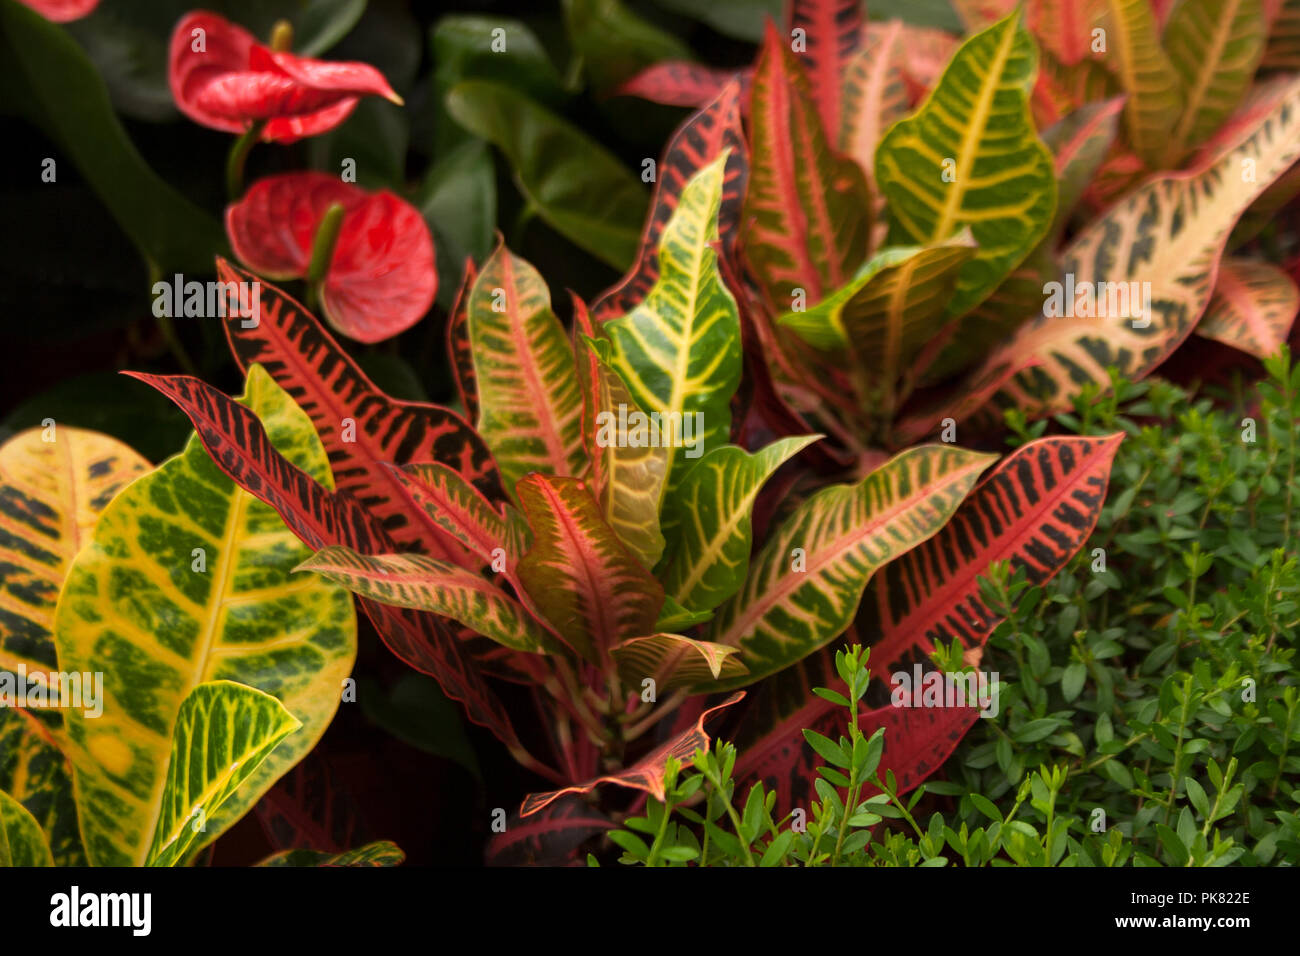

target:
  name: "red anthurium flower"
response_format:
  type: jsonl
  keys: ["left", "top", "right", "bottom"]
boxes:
{"left": 169, "top": 11, "right": 402, "bottom": 143}
{"left": 226, "top": 172, "right": 436, "bottom": 343}
{"left": 18, "top": 0, "right": 98, "bottom": 21}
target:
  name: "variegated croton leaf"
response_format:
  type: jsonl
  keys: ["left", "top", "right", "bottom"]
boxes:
{"left": 1196, "top": 257, "right": 1300, "bottom": 358}
{"left": 54, "top": 366, "right": 355, "bottom": 866}
{"left": 786, "top": 0, "right": 865, "bottom": 137}
{"left": 1102, "top": 0, "right": 1184, "bottom": 167}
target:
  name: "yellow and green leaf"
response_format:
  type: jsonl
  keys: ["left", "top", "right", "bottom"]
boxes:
{"left": 611, "top": 633, "right": 747, "bottom": 691}
{"left": 1102, "top": 0, "right": 1184, "bottom": 166}
{"left": 257, "top": 840, "right": 406, "bottom": 866}
{"left": 0, "top": 788, "right": 53, "bottom": 867}
{"left": 703, "top": 445, "right": 996, "bottom": 690}
{"left": 660, "top": 436, "right": 820, "bottom": 615}
{"left": 468, "top": 243, "right": 587, "bottom": 497}
{"left": 145, "top": 680, "right": 300, "bottom": 867}
{"left": 53, "top": 364, "right": 357, "bottom": 866}
{"left": 0, "top": 709, "right": 84, "bottom": 865}
{"left": 875, "top": 10, "right": 1056, "bottom": 320}
{"left": 604, "top": 153, "right": 742, "bottom": 502}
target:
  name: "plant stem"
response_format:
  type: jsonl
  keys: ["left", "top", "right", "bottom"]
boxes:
{"left": 226, "top": 120, "right": 267, "bottom": 199}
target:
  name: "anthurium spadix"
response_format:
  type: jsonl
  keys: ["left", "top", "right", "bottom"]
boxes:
{"left": 53, "top": 365, "right": 356, "bottom": 866}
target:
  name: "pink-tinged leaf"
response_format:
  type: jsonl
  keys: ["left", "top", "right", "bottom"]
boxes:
{"left": 743, "top": 22, "right": 871, "bottom": 311}
{"left": 218, "top": 260, "right": 501, "bottom": 550}
{"left": 895, "top": 358, "right": 1035, "bottom": 446}
{"left": 447, "top": 258, "right": 480, "bottom": 423}
{"left": 18, "top": 0, "right": 97, "bottom": 22}
{"left": 168, "top": 12, "right": 399, "bottom": 143}
{"left": 867, "top": 22, "right": 960, "bottom": 104}
{"left": 389, "top": 462, "right": 524, "bottom": 568}
{"left": 468, "top": 244, "right": 587, "bottom": 493}
{"left": 1196, "top": 257, "right": 1300, "bottom": 357}
{"left": 592, "top": 81, "right": 749, "bottom": 322}
{"left": 1027, "top": 0, "right": 1109, "bottom": 66}
{"left": 485, "top": 795, "right": 617, "bottom": 866}
{"left": 520, "top": 691, "right": 745, "bottom": 816}
{"left": 1031, "top": 49, "right": 1120, "bottom": 130}
{"left": 614, "top": 61, "right": 740, "bottom": 108}
{"left": 515, "top": 475, "right": 664, "bottom": 666}
{"left": 612, "top": 634, "right": 748, "bottom": 691}
{"left": 786, "top": 0, "right": 865, "bottom": 136}
{"left": 124, "top": 370, "right": 548, "bottom": 776}
{"left": 951, "top": 0, "right": 1018, "bottom": 30}
{"left": 254, "top": 750, "right": 362, "bottom": 854}
{"left": 839, "top": 19, "right": 908, "bottom": 211}
{"left": 865, "top": 434, "right": 1124, "bottom": 673}
{"left": 225, "top": 173, "right": 435, "bottom": 343}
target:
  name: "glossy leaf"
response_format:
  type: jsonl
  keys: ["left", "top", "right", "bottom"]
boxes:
{"left": 516, "top": 475, "right": 663, "bottom": 665}
{"left": 226, "top": 173, "right": 435, "bottom": 343}
{"left": 297, "top": 547, "right": 557, "bottom": 655}
{"left": 520, "top": 691, "right": 744, "bottom": 815}
{"left": 0, "top": 709, "right": 85, "bottom": 865}
{"left": 1196, "top": 257, "right": 1300, "bottom": 357}
{"left": 55, "top": 365, "right": 356, "bottom": 866}
{"left": 875, "top": 10, "right": 1056, "bottom": 320}
{"left": 1163, "top": 0, "right": 1267, "bottom": 165}
{"left": 1103, "top": 0, "right": 1184, "bottom": 167}
{"left": 987, "top": 76, "right": 1300, "bottom": 415}
{"left": 788, "top": 0, "right": 865, "bottom": 136}
{"left": 446, "top": 80, "right": 647, "bottom": 270}
{"left": 604, "top": 154, "right": 743, "bottom": 501}
{"left": 705, "top": 445, "right": 996, "bottom": 689}
{"left": 593, "top": 81, "right": 748, "bottom": 321}
{"left": 660, "top": 436, "right": 820, "bottom": 614}
{"left": 390, "top": 462, "right": 524, "bottom": 568}
{"left": 563, "top": 0, "right": 692, "bottom": 92}
{"left": 0, "top": 788, "right": 52, "bottom": 867}
{"left": 220, "top": 259, "right": 501, "bottom": 549}
{"left": 743, "top": 22, "right": 871, "bottom": 310}
{"left": 0, "top": 426, "right": 148, "bottom": 681}
{"left": 145, "top": 681, "right": 301, "bottom": 867}
{"left": 467, "top": 244, "right": 587, "bottom": 495}
{"left": 611, "top": 633, "right": 747, "bottom": 690}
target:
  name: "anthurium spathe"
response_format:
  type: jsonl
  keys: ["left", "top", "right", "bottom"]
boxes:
{"left": 168, "top": 10, "right": 402, "bottom": 143}
{"left": 225, "top": 171, "right": 436, "bottom": 343}
{"left": 17, "top": 0, "right": 97, "bottom": 22}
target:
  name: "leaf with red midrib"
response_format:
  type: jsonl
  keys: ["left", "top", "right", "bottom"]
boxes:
{"left": 447, "top": 258, "right": 480, "bottom": 423}
{"left": 614, "top": 61, "right": 744, "bottom": 108}
{"left": 787, "top": 0, "right": 865, "bottom": 136}
{"left": 592, "top": 81, "right": 749, "bottom": 322}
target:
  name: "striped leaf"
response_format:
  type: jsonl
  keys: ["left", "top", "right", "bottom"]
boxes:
{"left": 743, "top": 22, "right": 871, "bottom": 310}
{"left": 776, "top": 232, "right": 978, "bottom": 407}
{"left": 516, "top": 475, "right": 664, "bottom": 666}
{"left": 838, "top": 19, "right": 909, "bottom": 211}
{"left": 1196, "top": 257, "right": 1300, "bottom": 357}
{"left": 873, "top": 21, "right": 960, "bottom": 102}
{"left": 660, "top": 436, "right": 820, "bottom": 614}
{"left": 389, "top": 462, "right": 526, "bottom": 569}
{"left": 864, "top": 434, "right": 1123, "bottom": 673}
{"left": 520, "top": 690, "right": 744, "bottom": 816}
{"left": 55, "top": 365, "right": 357, "bottom": 866}
{"left": 615, "top": 61, "right": 739, "bottom": 108}
{"left": 875, "top": 11, "right": 1057, "bottom": 320}
{"left": 0, "top": 427, "right": 148, "bottom": 681}
{"left": 611, "top": 633, "right": 747, "bottom": 690}
{"left": 469, "top": 243, "right": 586, "bottom": 496}
{"left": 593, "top": 81, "right": 748, "bottom": 322}
{"left": 220, "top": 259, "right": 501, "bottom": 553}
{"left": 987, "top": 76, "right": 1300, "bottom": 416}
{"left": 447, "top": 258, "right": 480, "bottom": 424}
{"left": 1026, "top": 0, "right": 1108, "bottom": 66}
{"left": 0, "top": 787, "right": 52, "bottom": 867}
{"left": 584, "top": 341, "right": 669, "bottom": 570}
{"left": 296, "top": 548, "right": 558, "bottom": 655}
{"left": 128, "top": 371, "right": 536, "bottom": 769}
{"left": 145, "top": 681, "right": 301, "bottom": 867}
{"left": 788, "top": 0, "right": 865, "bottom": 136}
{"left": 0, "top": 709, "right": 84, "bottom": 865}
{"left": 1103, "top": 0, "right": 1184, "bottom": 166}
{"left": 1032, "top": 46, "right": 1120, "bottom": 129}
{"left": 1163, "top": 0, "right": 1267, "bottom": 166}
{"left": 258, "top": 840, "right": 405, "bottom": 866}
{"left": 604, "top": 154, "right": 743, "bottom": 502}
{"left": 704, "top": 445, "right": 997, "bottom": 690}
{"left": 1262, "top": 0, "right": 1300, "bottom": 70}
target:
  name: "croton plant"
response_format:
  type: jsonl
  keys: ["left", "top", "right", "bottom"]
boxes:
{"left": 2, "top": 0, "right": 1298, "bottom": 867}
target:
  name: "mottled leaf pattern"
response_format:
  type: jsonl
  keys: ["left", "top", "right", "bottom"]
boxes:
{"left": 447, "top": 258, "right": 481, "bottom": 424}
{"left": 0, "top": 787, "right": 52, "bottom": 867}
{"left": 1196, "top": 257, "right": 1300, "bottom": 357}
{"left": 145, "top": 681, "right": 301, "bottom": 867}
{"left": 611, "top": 632, "right": 747, "bottom": 690}
{"left": 258, "top": 840, "right": 405, "bottom": 866}
{"left": 0, "top": 709, "right": 84, "bottom": 865}
{"left": 605, "top": 155, "right": 743, "bottom": 501}
{"left": 469, "top": 244, "right": 586, "bottom": 495}
{"left": 660, "top": 436, "right": 819, "bottom": 614}
{"left": 1103, "top": 0, "right": 1184, "bottom": 166}
{"left": 55, "top": 365, "right": 357, "bottom": 866}
{"left": 876, "top": 10, "right": 1056, "bottom": 319}
{"left": 705, "top": 445, "right": 997, "bottom": 689}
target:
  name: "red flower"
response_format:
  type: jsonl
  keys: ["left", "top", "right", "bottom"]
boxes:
{"left": 169, "top": 11, "right": 401, "bottom": 143}
{"left": 226, "top": 172, "right": 436, "bottom": 343}
{"left": 18, "top": 0, "right": 98, "bottom": 21}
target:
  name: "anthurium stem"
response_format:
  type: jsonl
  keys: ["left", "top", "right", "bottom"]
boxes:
{"left": 304, "top": 202, "right": 346, "bottom": 310}
{"left": 226, "top": 120, "right": 267, "bottom": 199}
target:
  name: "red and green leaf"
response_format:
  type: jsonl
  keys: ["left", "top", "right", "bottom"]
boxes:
{"left": 1196, "top": 257, "right": 1300, "bottom": 357}
{"left": 614, "top": 61, "right": 741, "bottom": 108}
{"left": 611, "top": 633, "right": 748, "bottom": 690}
{"left": 743, "top": 22, "right": 871, "bottom": 311}
{"left": 447, "top": 257, "right": 480, "bottom": 424}
{"left": 786, "top": 0, "right": 865, "bottom": 136}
